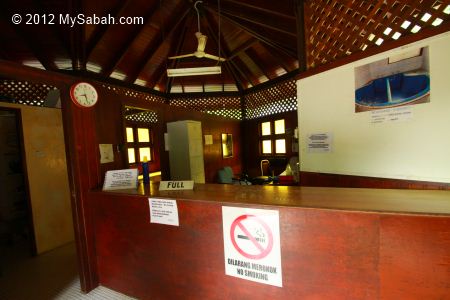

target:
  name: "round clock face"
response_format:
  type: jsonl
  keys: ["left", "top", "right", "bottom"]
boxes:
{"left": 70, "top": 82, "right": 98, "bottom": 108}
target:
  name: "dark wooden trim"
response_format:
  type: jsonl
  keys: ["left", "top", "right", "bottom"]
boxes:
{"left": 296, "top": 22, "right": 450, "bottom": 80}
{"left": 300, "top": 171, "right": 450, "bottom": 190}
{"left": 244, "top": 70, "right": 298, "bottom": 95}
{"left": 295, "top": 0, "right": 307, "bottom": 72}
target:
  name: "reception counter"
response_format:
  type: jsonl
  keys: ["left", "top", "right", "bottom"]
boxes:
{"left": 90, "top": 183, "right": 450, "bottom": 299}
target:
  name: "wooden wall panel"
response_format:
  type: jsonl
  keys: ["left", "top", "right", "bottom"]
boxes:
{"left": 379, "top": 215, "right": 450, "bottom": 299}
{"left": 300, "top": 171, "right": 450, "bottom": 190}
{"left": 92, "top": 190, "right": 450, "bottom": 299}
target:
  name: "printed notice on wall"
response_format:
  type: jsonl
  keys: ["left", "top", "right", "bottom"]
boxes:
{"left": 149, "top": 198, "right": 179, "bottom": 226}
{"left": 370, "top": 106, "right": 413, "bottom": 124}
{"left": 102, "top": 169, "right": 138, "bottom": 190}
{"left": 307, "top": 133, "right": 333, "bottom": 153}
{"left": 222, "top": 207, "right": 282, "bottom": 287}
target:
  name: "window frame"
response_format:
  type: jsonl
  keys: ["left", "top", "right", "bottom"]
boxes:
{"left": 125, "top": 121, "right": 154, "bottom": 166}
{"left": 259, "top": 118, "right": 287, "bottom": 156}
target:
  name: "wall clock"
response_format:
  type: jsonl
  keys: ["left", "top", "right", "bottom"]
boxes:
{"left": 70, "top": 82, "right": 98, "bottom": 108}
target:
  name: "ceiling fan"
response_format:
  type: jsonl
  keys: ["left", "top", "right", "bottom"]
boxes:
{"left": 168, "top": 1, "right": 226, "bottom": 62}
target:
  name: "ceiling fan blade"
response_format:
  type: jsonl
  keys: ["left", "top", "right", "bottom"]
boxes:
{"left": 196, "top": 32, "right": 207, "bottom": 52}
{"left": 204, "top": 53, "right": 226, "bottom": 62}
{"left": 168, "top": 53, "right": 195, "bottom": 60}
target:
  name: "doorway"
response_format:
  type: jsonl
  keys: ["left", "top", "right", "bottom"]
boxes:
{"left": 0, "top": 108, "right": 36, "bottom": 269}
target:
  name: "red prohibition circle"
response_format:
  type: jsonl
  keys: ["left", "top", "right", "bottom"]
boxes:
{"left": 230, "top": 214, "right": 273, "bottom": 260}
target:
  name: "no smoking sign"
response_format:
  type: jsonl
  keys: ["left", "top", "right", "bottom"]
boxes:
{"left": 230, "top": 214, "right": 273, "bottom": 259}
{"left": 223, "top": 207, "right": 282, "bottom": 287}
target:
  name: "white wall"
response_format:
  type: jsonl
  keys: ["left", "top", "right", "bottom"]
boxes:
{"left": 297, "top": 31, "right": 450, "bottom": 183}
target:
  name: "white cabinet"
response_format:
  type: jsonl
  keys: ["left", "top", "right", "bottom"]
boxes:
{"left": 167, "top": 120, "right": 205, "bottom": 183}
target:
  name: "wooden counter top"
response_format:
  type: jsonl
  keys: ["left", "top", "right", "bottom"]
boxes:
{"left": 94, "top": 183, "right": 450, "bottom": 215}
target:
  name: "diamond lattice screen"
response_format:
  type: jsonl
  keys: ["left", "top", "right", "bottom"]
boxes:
{"left": 306, "top": 0, "right": 450, "bottom": 68}
{"left": 170, "top": 96, "right": 242, "bottom": 120}
{"left": 245, "top": 79, "right": 297, "bottom": 120}
{"left": 124, "top": 107, "right": 158, "bottom": 123}
{"left": 102, "top": 84, "right": 166, "bottom": 104}
{"left": 0, "top": 80, "right": 57, "bottom": 106}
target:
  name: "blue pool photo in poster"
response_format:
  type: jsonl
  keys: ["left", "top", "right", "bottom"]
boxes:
{"left": 354, "top": 47, "right": 430, "bottom": 113}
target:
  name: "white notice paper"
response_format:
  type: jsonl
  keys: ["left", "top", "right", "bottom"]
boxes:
{"left": 102, "top": 169, "right": 138, "bottom": 190}
{"left": 307, "top": 133, "right": 333, "bottom": 153}
{"left": 99, "top": 144, "right": 114, "bottom": 164}
{"left": 149, "top": 198, "right": 179, "bottom": 226}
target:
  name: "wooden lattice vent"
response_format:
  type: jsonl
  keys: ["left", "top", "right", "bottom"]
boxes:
{"left": 124, "top": 107, "right": 158, "bottom": 123}
{"left": 0, "top": 80, "right": 57, "bottom": 106}
{"left": 170, "top": 96, "right": 242, "bottom": 120}
{"left": 102, "top": 84, "right": 166, "bottom": 104}
{"left": 245, "top": 79, "right": 297, "bottom": 120}
{"left": 305, "top": 0, "right": 450, "bottom": 68}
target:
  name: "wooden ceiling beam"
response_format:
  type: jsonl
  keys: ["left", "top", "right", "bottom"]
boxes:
{"left": 102, "top": 2, "right": 160, "bottom": 77}
{"left": 127, "top": 7, "right": 191, "bottom": 85}
{"left": 147, "top": 17, "right": 193, "bottom": 92}
{"left": 228, "top": 37, "right": 258, "bottom": 60}
{"left": 206, "top": 7, "right": 298, "bottom": 60}
{"left": 243, "top": 48, "right": 273, "bottom": 80}
{"left": 219, "top": 8, "right": 296, "bottom": 37}
{"left": 68, "top": 0, "right": 86, "bottom": 70}
{"left": 258, "top": 42, "right": 292, "bottom": 72}
{"left": 295, "top": 0, "right": 307, "bottom": 72}
{"left": 33, "top": 0, "right": 72, "bottom": 59}
{"left": 220, "top": 0, "right": 295, "bottom": 20}
{"left": 203, "top": 14, "right": 245, "bottom": 92}
{"left": 85, "top": 0, "right": 130, "bottom": 58}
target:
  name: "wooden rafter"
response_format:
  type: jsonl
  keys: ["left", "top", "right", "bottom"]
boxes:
{"left": 295, "top": 0, "right": 307, "bottom": 72}
{"left": 127, "top": 7, "right": 191, "bottom": 85}
{"left": 220, "top": 0, "right": 295, "bottom": 20}
{"left": 218, "top": 7, "right": 296, "bottom": 37}
{"left": 102, "top": 1, "right": 160, "bottom": 77}
{"left": 206, "top": 7, "right": 298, "bottom": 59}
{"left": 228, "top": 37, "right": 258, "bottom": 60}
{"left": 203, "top": 13, "right": 246, "bottom": 91}
{"left": 85, "top": 0, "right": 130, "bottom": 58}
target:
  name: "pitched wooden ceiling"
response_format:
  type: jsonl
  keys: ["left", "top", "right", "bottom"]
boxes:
{"left": 0, "top": 0, "right": 449, "bottom": 95}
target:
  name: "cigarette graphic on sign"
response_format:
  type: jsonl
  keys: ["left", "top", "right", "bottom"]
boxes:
{"left": 230, "top": 214, "right": 274, "bottom": 260}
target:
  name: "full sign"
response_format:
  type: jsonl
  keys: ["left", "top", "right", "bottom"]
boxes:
{"left": 222, "top": 206, "right": 282, "bottom": 287}
{"left": 159, "top": 180, "right": 194, "bottom": 191}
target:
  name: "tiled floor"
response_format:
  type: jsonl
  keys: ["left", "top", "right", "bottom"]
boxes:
{"left": 0, "top": 241, "right": 136, "bottom": 300}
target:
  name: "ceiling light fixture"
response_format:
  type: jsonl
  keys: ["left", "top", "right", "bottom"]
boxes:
{"left": 167, "top": 66, "right": 221, "bottom": 77}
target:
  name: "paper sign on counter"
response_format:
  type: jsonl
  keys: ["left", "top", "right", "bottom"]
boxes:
{"left": 149, "top": 198, "right": 179, "bottom": 226}
{"left": 102, "top": 169, "right": 138, "bottom": 190}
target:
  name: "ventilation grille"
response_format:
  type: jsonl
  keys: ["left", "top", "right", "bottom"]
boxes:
{"left": 102, "top": 84, "right": 166, "bottom": 104}
{"left": 245, "top": 79, "right": 297, "bottom": 120}
{"left": 124, "top": 107, "right": 158, "bottom": 123}
{"left": 170, "top": 96, "right": 242, "bottom": 120}
{"left": 0, "top": 80, "right": 57, "bottom": 106}
{"left": 306, "top": 0, "right": 450, "bottom": 68}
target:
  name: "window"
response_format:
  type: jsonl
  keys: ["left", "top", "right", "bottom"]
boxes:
{"left": 259, "top": 119, "right": 287, "bottom": 155}
{"left": 126, "top": 125, "right": 153, "bottom": 165}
